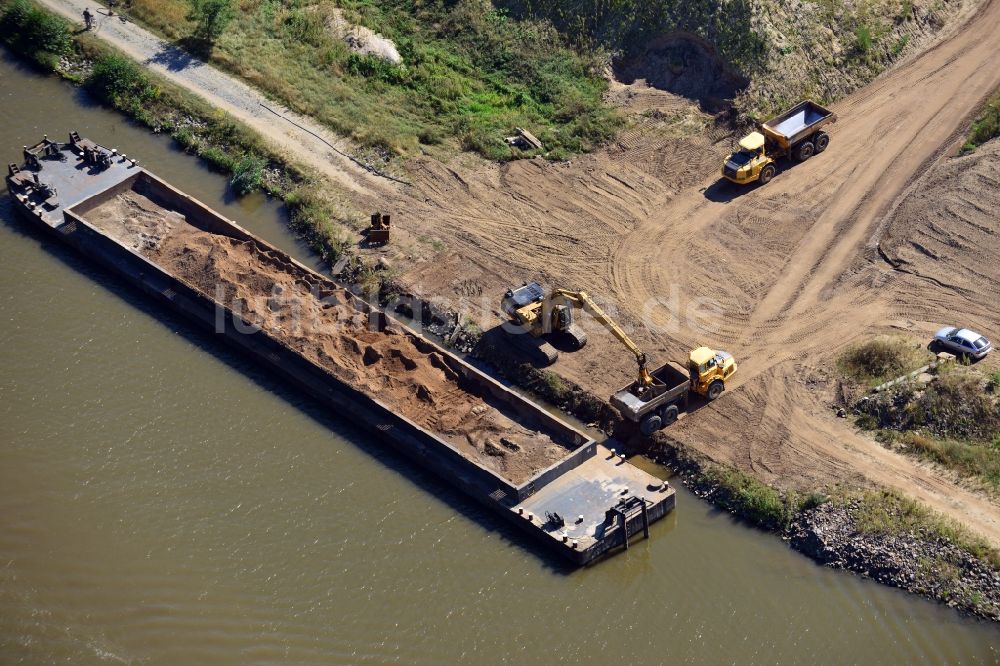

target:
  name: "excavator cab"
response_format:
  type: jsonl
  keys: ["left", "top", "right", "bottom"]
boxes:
{"left": 688, "top": 346, "right": 737, "bottom": 401}
{"left": 501, "top": 282, "right": 587, "bottom": 347}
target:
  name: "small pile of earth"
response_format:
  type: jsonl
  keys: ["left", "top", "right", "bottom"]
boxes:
{"left": 328, "top": 8, "right": 402, "bottom": 65}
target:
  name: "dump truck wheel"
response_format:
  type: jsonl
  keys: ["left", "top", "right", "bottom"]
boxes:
{"left": 640, "top": 414, "right": 662, "bottom": 436}
{"left": 661, "top": 404, "right": 679, "bottom": 426}
{"left": 796, "top": 141, "right": 815, "bottom": 161}
{"left": 706, "top": 380, "right": 725, "bottom": 401}
{"left": 759, "top": 165, "right": 776, "bottom": 184}
{"left": 814, "top": 132, "right": 830, "bottom": 153}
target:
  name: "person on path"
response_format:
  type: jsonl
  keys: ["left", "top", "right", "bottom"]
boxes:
{"left": 83, "top": 7, "right": 93, "bottom": 30}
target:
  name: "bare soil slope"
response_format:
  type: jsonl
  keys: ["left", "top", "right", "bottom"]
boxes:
{"left": 388, "top": 0, "right": 1000, "bottom": 542}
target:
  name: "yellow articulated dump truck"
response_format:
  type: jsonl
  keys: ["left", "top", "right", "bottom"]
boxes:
{"left": 722, "top": 100, "right": 837, "bottom": 185}
{"left": 611, "top": 347, "right": 738, "bottom": 436}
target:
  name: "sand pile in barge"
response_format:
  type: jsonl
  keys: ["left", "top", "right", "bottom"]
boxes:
{"left": 84, "top": 192, "right": 569, "bottom": 484}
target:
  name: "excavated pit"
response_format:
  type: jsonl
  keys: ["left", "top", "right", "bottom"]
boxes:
{"left": 613, "top": 32, "right": 747, "bottom": 109}
{"left": 82, "top": 190, "right": 572, "bottom": 485}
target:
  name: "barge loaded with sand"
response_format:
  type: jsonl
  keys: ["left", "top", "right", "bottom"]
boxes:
{"left": 6, "top": 134, "right": 675, "bottom": 564}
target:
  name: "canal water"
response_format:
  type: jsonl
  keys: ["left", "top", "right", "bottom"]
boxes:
{"left": 0, "top": 52, "right": 996, "bottom": 664}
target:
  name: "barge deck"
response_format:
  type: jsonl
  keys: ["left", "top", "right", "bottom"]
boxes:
{"left": 6, "top": 135, "right": 675, "bottom": 564}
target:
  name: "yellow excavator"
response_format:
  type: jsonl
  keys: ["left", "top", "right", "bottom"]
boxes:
{"left": 502, "top": 282, "right": 738, "bottom": 434}
{"left": 501, "top": 282, "right": 650, "bottom": 378}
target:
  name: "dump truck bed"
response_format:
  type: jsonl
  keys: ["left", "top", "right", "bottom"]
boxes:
{"left": 762, "top": 100, "right": 836, "bottom": 149}
{"left": 611, "top": 362, "right": 690, "bottom": 423}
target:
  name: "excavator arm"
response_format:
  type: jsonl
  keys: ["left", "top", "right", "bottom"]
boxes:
{"left": 550, "top": 289, "right": 653, "bottom": 387}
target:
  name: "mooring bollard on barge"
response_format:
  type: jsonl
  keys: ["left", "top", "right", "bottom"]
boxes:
{"left": 6, "top": 134, "right": 675, "bottom": 565}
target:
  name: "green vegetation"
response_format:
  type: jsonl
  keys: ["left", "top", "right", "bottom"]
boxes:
{"left": 845, "top": 488, "right": 999, "bottom": 568}
{"left": 540, "top": 370, "right": 570, "bottom": 397}
{"left": 962, "top": 88, "right": 1000, "bottom": 152}
{"left": 901, "top": 432, "right": 1000, "bottom": 492}
{"left": 0, "top": 0, "right": 72, "bottom": 71}
{"left": 230, "top": 153, "right": 267, "bottom": 196}
{"left": 700, "top": 463, "right": 1000, "bottom": 570}
{"left": 701, "top": 466, "right": 823, "bottom": 531}
{"left": 859, "top": 371, "right": 1000, "bottom": 441}
{"left": 86, "top": 53, "right": 158, "bottom": 110}
{"left": 854, "top": 24, "right": 873, "bottom": 53}
{"left": 854, "top": 368, "right": 1000, "bottom": 491}
{"left": 891, "top": 35, "right": 909, "bottom": 57}
{"left": 118, "top": 0, "right": 622, "bottom": 160}
{"left": 837, "top": 336, "right": 932, "bottom": 386}
{"left": 187, "top": 0, "right": 235, "bottom": 44}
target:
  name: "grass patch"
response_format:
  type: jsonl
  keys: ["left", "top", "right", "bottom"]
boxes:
{"left": 837, "top": 336, "right": 932, "bottom": 386}
{"left": 962, "top": 87, "right": 1000, "bottom": 152}
{"left": 891, "top": 35, "right": 909, "bottom": 57}
{"left": 902, "top": 432, "right": 1000, "bottom": 492}
{"left": 540, "top": 370, "right": 570, "bottom": 400}
{"left": 845, "top": 488, "right": 999, "bottom": 568}
{"left": 701, "top": 466, "right": 810, "bottom": 531}
{"left": 854, "top": 24, "right": 873, "bottom": 53}
{"left": 105, "top": 0, "right": 625, "bottom": 161}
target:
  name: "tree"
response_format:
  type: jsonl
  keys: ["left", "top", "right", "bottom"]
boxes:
{"left": 187, "top": 0, "right": 235, "bottom": 43}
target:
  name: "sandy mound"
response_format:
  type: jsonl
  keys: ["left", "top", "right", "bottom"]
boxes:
{"left": 328, "top": 8, "right": 402, "bottom": 65}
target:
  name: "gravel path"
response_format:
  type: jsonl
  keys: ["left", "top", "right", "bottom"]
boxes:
{"left": 37, "top": 0, "right": 391, "bottom": 197}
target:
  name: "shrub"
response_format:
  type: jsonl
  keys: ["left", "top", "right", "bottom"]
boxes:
{"left": 837, "top": 336, "right": 930, "bottom": 385}
{"left": 86, "top": 53, "right": 157, "bottom": 108}
{"left": 0, "top": 0, "right": 72, "bottom": 70}
{"left": 855, "top": 24, "right": 873, "bottom": 53}
{"left": 187, "top": 0, "right": 234, "bottom": 42}
{"left": 230, "top": 153, "right": 266, "bottom": 196}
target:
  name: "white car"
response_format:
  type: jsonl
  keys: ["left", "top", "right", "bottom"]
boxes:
{"left": 933, "top": 327, "right": 992, "bottom": 359}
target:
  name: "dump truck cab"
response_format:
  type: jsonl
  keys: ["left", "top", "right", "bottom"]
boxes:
{"left": 722, "top": 100, "right": 836, "bottom": 186}
{"left": 722, "top": 132, "right": 771, "bottom": 185}
{"left": 688, "top": 346, "right": 737, "bottom": 401}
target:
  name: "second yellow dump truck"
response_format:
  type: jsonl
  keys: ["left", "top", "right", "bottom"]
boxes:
{"left": 722, "top": 100, "right": 837, "bottom": 185}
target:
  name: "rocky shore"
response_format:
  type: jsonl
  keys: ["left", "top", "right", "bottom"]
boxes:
{"left": 789, "top": 500, "right": 1000, "bottom": 621}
